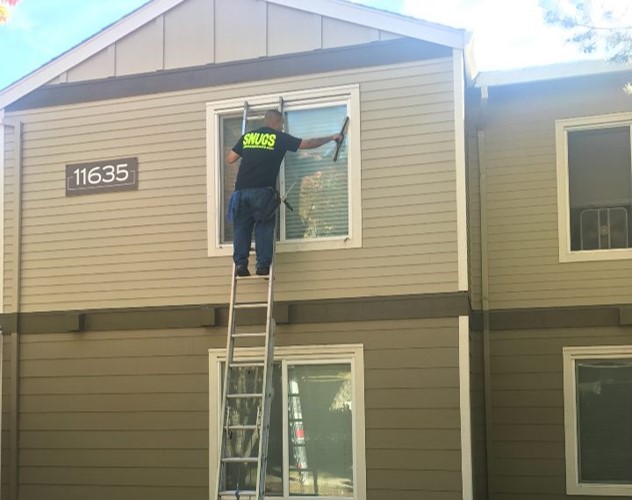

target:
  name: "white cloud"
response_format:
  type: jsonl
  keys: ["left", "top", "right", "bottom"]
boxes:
{"left": 400, "top": 0, "right": 594, "bottom": 70}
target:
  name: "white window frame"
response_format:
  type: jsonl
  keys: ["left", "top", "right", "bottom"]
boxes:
{"left": 563, "top": 345, "right": 632, "bottom": 496}
{"left": 206, "top": 85, "right": 362, "bottom": 257}
{"left": 555, "top": 112, "right": 632, "bottom": 262}
{"left": 208, "top": 344, "right": 366, "bottom": 500}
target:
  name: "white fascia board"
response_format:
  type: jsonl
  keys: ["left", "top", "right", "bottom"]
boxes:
{"left": 0, "top": 0, "right": 187, "bottom": 110}
{"left": 266, "top": 0, "right": 468, "bottom": 49}
{"left": 475, "top": 59, "right": 632, "bottom": 89}
{"left": 0, "top": 109, "right": 4, "bottom": 315}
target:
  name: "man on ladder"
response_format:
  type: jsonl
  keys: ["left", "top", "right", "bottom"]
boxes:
{"left": 226, "top": 109, "right": 342, "bottom": 277}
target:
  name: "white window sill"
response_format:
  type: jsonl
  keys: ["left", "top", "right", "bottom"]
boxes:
{"left": 559, "top": 247, "right": 632, "bottom": 263}
{"left": 214, "top": 236, "right": 360, "bottom": 257}
{"left": 567, "top": 483, "right": 632, "bottom": 497}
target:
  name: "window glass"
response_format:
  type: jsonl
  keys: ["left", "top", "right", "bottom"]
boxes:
{"left": 567, "top": 127, "right": 632, "bottom": 250}
{"left": 287, "top": 364, "right": 353, "bottom": 497}
{"left": 284, "top": 106, "right": 349, "bottom": 240}
{"left": 219, "top": 362, "right": 354, "bottom": 497}
{"left": 221, "top": 364, "right": 283, "bottom": 495}
{"left": 576, "top": 359, "right": 632, "bottom": 484}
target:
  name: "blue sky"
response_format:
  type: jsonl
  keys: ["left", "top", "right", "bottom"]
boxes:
{"left": 0, "top": 0, "right": 594, "bottom": 91}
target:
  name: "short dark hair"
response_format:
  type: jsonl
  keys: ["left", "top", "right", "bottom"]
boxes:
{"left": 264, "top": 109, "right": 283, "bottom": 121}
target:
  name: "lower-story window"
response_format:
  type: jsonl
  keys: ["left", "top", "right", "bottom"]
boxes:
{"left": 563, "top": 346, "right": 632, "bottom": 495}
{"left": 209, "top": 344, "right": 366, "bottom": 499}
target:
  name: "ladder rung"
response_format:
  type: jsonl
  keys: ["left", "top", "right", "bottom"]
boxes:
{"left": 236, "top": 274, "right": 269, "bottom": 280}
{"left": 219, "top": 490, "right": 256, "bottom": 497}
{"left": 222, "top": 457, "right": 258, "bottom": 463}
{"left": 226, "top": 393, "right": 262, "bottom": 399}
{"left": 234, "top": 302, "right": 268, "bottom": 309}
{"left": 230, "top": 361, "right": 265, "bottom": 368}
{"left": 231, "top": 332, "right": 266, "bottom": 338}
{"left": 226, "top": 424, "right": 258, "bottom": 431}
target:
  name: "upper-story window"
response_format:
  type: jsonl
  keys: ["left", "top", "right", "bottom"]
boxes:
{"left": 206, "top": 85, "right": 362, "bottom": 257}
{"left": 556, "top": 113, "right": 632, "bottom": 262}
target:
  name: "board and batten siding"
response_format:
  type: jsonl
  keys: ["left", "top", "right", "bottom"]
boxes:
{"left": 48, "top": 0, "right": 400, "bottom": 86}
{"left": 3, "top": 59, "right": 459, "bottom": 313}
{"left": 481, "top": 72, "right": 632, "bottom": 310}
{"left": 489, "top": 325, "right": 632, "bottom": 500}
{"left": 0, "top": 318, "right": 462, "bottom": 500}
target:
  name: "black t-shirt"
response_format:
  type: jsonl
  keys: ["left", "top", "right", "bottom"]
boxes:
{"left": 232, "top": 126, "right": 302, "bottom": 190}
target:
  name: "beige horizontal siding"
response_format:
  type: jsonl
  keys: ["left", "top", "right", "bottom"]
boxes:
{"left": 2, "top": 317, "right": 463, "bottom": 499}
{"left": 3, "top": 128, "right": 16, "bottom": 313}
{"left": 489, "top": 325, "right": 632, "bottom": 500}
{"left": 6, "top": 58, "right": 459, "bottom": 312}
{"left": 482, "top": 73, "right": 632, "bottom": 310}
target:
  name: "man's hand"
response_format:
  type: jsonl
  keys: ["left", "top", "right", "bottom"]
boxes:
{"left": 299, "top": 134, "right": 343, "bottom": 149}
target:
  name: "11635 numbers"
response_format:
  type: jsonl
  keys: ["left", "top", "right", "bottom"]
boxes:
{"left": 66, "top": 158, "right": 138, "bottom": 196}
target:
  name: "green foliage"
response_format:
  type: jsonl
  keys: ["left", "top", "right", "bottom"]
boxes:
{"left": 539, "top": 0, "right": 632, "bottom": 64}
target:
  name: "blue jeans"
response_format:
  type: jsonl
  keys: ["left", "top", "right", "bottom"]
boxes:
{"left": 232, "top": 187, "right": 277, "bottom": 269}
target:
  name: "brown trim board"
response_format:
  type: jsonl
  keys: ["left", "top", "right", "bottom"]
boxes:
{"left": 477, "top": 305, "right": 632, "bottom": 331}
{"left": 0, "top": 292, "right": 470, "bottom": 334}
{"left": 8, "top": 38, "right": 450, "bottom": 111}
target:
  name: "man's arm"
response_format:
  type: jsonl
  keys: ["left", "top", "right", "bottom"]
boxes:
{"left": 299, "top": 134, "right": 342, "bottom": 150}
{"left": 226, "top": 150, "right": 241, "bottom": 164}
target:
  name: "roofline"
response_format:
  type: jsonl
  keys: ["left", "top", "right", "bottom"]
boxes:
{"left": 0, "top": 0, "right": 186, "bottom": 110}
{"left": 475, "top": 58, "right": 632, "bottom": 89}
{"left": 0, "top": 0, "right": 468, "bottom": 110}
{"left": 267, "top": 0, "right": 468, "bottom": 49}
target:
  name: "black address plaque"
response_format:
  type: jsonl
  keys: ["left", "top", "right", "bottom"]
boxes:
{"left": 66, "top": 157, "right": 138, "bottom": 196}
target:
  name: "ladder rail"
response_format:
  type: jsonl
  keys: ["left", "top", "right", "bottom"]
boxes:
{"left": 254, "top": 214, "right": 278, "bottom": 499}
{"left": 215, "top": 259, "right": 240, "bottom": 498}
{"left": 215, "top": 97, "right": 281, "bottom": 500}
{"left": 215, "top": 98, "right": 250, "bottom": 499}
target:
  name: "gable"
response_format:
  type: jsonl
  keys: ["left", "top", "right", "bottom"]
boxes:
{"left": 0, "top": 0, "right": 467, "bottom": 110}
{"left": 49, "top": 0, "right": 403, "bottom": 86}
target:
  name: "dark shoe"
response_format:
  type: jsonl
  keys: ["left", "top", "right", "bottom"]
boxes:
{"left": 255, "top": 266, "right": 270, "bottom": 276}
{"left": 235, "top": 265, "right": 250, "bottom": 277}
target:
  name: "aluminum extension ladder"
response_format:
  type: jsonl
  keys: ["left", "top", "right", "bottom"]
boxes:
{"left": 214, "top": 99, "right": 283, "bottom": 500}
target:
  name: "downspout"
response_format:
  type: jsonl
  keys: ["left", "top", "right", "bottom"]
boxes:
{"left": 1, "top": 113, "right": 23, "bottom": 500}
{"left": 477, "top": 86, "right": 494, "bottom": 499}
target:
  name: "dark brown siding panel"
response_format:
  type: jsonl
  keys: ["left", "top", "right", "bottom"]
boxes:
{"left": 489, "top": 325, "right": 632, "bottom": 500}
{"left": 4, "top": 317, "right": 462, "bottom": 499}
{"left": 470, "top": 329, "right": 488, "bottom": 499}
{"left": 2, "top": 335, "right": 11, "bottom": 500}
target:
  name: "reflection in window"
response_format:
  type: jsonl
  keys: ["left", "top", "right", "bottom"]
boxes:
{"left": 287, "top": 364, "right": 353, "bottom": 497}
{"left": 219, "top": 362, "right": 354, "bottom": 497}
{"left": 284, "top": 106, "right": 349, "bottom": 240}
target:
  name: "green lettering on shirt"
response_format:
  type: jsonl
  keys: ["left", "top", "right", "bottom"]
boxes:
{"left": 242, "top": 132, "right": 277, "bottom": 151}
